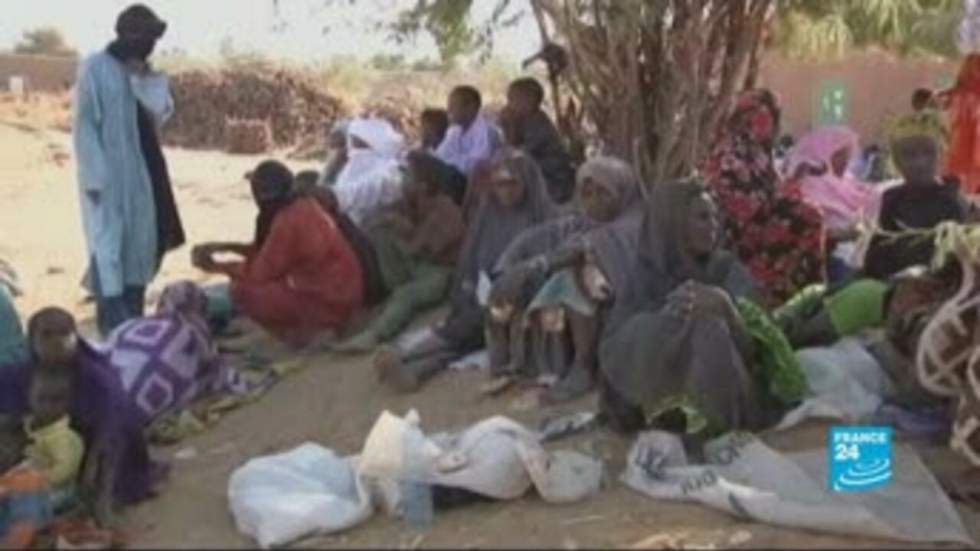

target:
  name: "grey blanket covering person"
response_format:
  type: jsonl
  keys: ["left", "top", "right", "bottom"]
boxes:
{"left": 598, "top": 180, "right": 762, "bottom": 433}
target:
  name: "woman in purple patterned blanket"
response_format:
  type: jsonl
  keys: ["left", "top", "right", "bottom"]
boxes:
{"left": 100, "top": 281, "right": 266, "bottom": 427}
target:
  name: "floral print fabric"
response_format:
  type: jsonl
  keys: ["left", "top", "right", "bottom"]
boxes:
{"left": 703, "top": 89, "right": 826, "bottom": 307}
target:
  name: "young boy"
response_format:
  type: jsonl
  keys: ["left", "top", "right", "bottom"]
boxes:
{"left": 333, "top": 151, "right": 466, "bottom": 353}
{"left": 0, "top": 415, "right": 52, "bottom": 549}
{"left": 864, "top": 111, "right": 965, "bottom": 280}
{"left": 420, "top": 108, "right": 449, "bottom": 153}
{"left": 23, "top": 370, "right": 84, "bottom": 511}
{"left": 504, "top": 77, "right": 575, "bottom": 203}
{"left": 435, "top": 86, "right": 501, "bottom": 179}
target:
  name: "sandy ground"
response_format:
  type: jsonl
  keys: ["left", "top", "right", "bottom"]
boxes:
{"left": 2, "top": 120, "right": 979, "bottom": 549}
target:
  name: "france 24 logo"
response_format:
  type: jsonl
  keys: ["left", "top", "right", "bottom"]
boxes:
{"left": 828, "top": 426, "right": 893, "bottom": 492}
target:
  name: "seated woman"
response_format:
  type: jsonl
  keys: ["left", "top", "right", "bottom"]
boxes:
{"left": 598, "top": 179, "right": 806, "bottom": 436}
{"left": 301, "top": 174, "right": 388, "bottom": 310}
{"left": 102, "top": 281, "right": 270, "bottom": 428}
{"left": 193, "top": 160, "right": 365, "bottom": 348}
{"left": 484, "top": 156, "right": 643, "bottom": 403}
{"left": 784, "top": 126, "right": 876, "bottom": 283}
{"left": 333, "top": 151, "right": 466, "bottom": 353}
{"left": 374, "top": 149, "right": 558, "bottom": 394}
{"left": 332, "top": 117, "right": 406, "bottom": 225}
{"left": 0, "top": 308, "right": 166, "bottom": 527}
{"left": 703, "top": 89, "right": 826, "bottom": 307}
{"left": 864, "top": 111, "right": 965, "bottom": 280}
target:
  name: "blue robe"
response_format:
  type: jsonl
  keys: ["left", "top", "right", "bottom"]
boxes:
{"left": 73, "top": 51, "right": 174, "bottom": 298}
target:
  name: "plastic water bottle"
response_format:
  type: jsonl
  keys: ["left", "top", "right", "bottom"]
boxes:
{"left": 399, "top": 481, "right": 434, "bottom": 530}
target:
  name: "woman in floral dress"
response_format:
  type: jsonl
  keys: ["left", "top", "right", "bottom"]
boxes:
{"left": 702, "top": 89, "right": 826, "bottom": 307}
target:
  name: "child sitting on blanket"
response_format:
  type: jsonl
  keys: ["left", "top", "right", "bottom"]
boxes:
{"left": 0, "top": 415, "right": 53, "bottom": 549}
{"left": 332, "top": 152, "right": 466, "bottom": 353}
{"left": 23, "top": 370, "right": 84, "bottom": 512}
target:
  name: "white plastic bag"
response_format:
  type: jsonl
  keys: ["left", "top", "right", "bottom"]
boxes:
{"left": 622, "top": 431, "right": 973, "bottom": 545}
{"left": 359, "top": 411, "right": 602, "bottom": 503}
{"left": 228, "top": 443, "right": 373, "bottom": 549}
{"left": 777, "top": 338, "right": 893, "bottom": 430}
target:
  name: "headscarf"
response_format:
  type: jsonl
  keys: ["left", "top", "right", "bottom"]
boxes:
{"left": 248, "top": 160, "right": 295, "bottom": 248}
{"left": 493, "top": 155, "right": 641, "bottom": 272}
{"left": 108, "top": 4, "right": 167, "bottom": 61}
{"left": 451, "top": 149, "right": 557, "bottom": 306}
{"left": 25, "top": 308, "right": 78, "bottom": 366}
{"left": 702, "top": 88, "right": 782, "bottom": 208}
{"left": 157, "top": 281, "right": 208, "bottom": 321}
{"left": 115, "top": 4, "right": 167, "bottom": 38}
{"left": 606, "top": 179, "right": 755, "bottom": 334}
{"left": 643, "top": 179, "right": 751, "bottom": 307}
{"left": 725, "top": 88, "right": 781, "bottom": 151}
{"left": 785, "top": 125, "right": 875, "bottom": 231}
{"left": 335, "top": 117, "right": 404, "bottom": 188}
{"left": 574, "top": 155, "right": 641, "bottom": 212}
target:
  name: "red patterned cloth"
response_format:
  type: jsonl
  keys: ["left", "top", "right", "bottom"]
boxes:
{"left": 702, "top": 89, "right": 826, "bottom": 307}
{"left": 944, "top": 54, "right": 980, "bottom": 195}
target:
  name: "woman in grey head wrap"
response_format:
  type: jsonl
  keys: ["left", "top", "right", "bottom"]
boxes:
{"left": 598, "top": 178, "right": 778, "bottom": 435}
{"left": 483, "top": 155, "right": 645, "bottom": 403}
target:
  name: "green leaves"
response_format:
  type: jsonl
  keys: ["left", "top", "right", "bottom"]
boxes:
{"left": 772, "top": 0, "right": 964, "bottom": 61}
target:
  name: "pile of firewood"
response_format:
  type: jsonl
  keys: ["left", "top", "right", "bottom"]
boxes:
{"left": 225, "top": 118, "right": 272, "bottom": 155}
{"left": 163, "top": 68, "right": 347, "bottom": 152}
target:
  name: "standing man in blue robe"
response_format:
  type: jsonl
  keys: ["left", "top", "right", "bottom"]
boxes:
{"left": 73, "top": 4, "right": 185, "bottom": 336}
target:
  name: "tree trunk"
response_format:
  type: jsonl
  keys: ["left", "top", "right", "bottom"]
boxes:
{"left": 531, "top": 0, "right": 773, "bottom": 190}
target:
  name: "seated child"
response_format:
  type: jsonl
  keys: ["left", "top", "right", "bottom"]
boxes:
{"left": 333, "top": 153, "right": 466, "bottom": 353}
{"left": 504, "top": 77, "right": 575, "bottom": 203}
{"left": 23, "top": 369, "right": 84, "bottom": 512}
{"left": 0, "top": 415, "right": 52, "bottom": 549}
{"left": 864, "top": 111, "right": 965, "bottom": 280}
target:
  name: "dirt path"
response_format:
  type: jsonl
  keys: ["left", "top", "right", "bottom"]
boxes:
{"left": 1, "top": 122, "right": 977, "bottom": 549}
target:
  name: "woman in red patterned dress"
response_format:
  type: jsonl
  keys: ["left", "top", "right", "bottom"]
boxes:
{"left": 702, "top": 89, "right": 826, "bottom": 307}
